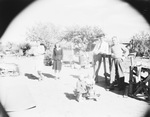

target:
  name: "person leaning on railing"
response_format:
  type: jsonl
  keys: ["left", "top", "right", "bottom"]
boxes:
{"left": 108, "top": 36, "right": 129, "bottom": 91}
{"left": 92, "top": 34, "right": 110, "bottom": 83}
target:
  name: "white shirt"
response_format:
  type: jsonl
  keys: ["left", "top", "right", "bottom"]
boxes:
{"left": 93, "top": 41, "right": 109, "bottom": 55}
{"left": 111, "top": 43, "right": 129, "bottom": 59}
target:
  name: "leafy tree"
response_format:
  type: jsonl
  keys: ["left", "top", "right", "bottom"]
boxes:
{"left": 25, "top": 23, "right": 63, "bottom": 52}
{"left": 63, "top": 26, "right": 104, "bottom": 52}
{"left": 130, "top": 31, "right": 150, "bottom": 58}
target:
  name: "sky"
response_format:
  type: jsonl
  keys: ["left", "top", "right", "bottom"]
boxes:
{"left": 1, "top": 0, "right": 150, "bottom": 44}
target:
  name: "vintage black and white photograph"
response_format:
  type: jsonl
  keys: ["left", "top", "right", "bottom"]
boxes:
{"left": 0, "top": 0, "right": 150, "bottom": 117}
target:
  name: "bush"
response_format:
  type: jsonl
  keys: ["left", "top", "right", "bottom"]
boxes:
{"left": 44, "top": 50, "right": 53, "bottom": 66}
{"left": 129, "top": 32, "right": 150, "bottom": 58}
{"left": 19, "top": 43, "right": 31, "bottom": 56}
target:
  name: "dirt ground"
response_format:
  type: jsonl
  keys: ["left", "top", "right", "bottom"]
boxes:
{"left": 1, "top": 56, "right": 150, "bottom": 117}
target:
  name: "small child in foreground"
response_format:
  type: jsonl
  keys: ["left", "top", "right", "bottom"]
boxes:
{"left": 74, "top": 69, "right": 100, "bottom": 102}
{"left": 75, "top": 74, "right": 87, "bottom": 101}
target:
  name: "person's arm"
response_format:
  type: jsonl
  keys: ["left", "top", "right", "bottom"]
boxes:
{"left": 121, "top": 44, "right": 129, "bottom": 58}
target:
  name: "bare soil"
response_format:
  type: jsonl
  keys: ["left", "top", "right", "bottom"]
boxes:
{"left": 1, "top": 55, "right": 150, "bottom": 117}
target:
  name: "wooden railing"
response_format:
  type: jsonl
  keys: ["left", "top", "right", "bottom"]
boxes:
{"left": 100, "top": 53, "right": 150, "bottom": 101}
{"left": 100, "top": 54, "right": 112, "bottom": 86}
{"left": 128, "top": 65, "right": 150, "bottom": 101}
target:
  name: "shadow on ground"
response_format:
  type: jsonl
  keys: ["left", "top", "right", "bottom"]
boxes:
{"left": 25, "top": 73, "right": 56, "bottom": 80}
{"left": 96, "top": 75, "right": 125, "bottom": 96}
{"left": 25, "top": 73, "right": 39, "bottom": 80}
{"left": 64, "top": 92, "right": 77, "bottom": 101}
{"left": 42, "top": 73, "right": 55, "bottom": 79}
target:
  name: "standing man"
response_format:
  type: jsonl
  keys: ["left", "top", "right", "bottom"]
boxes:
{"left": 92, "top": 34, "right": 109, "bottom": 83}
{"left": 108, "top": 36, "right": 129, "bottom": 90}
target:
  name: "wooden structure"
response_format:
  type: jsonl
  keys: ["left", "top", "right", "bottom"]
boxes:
{"left": 99, "top": 53, "right": 150, "bottom": 101}
{"left": 101, "top": 54, "right": 112, "bottom": 85}
{"left": 128, "top": 65, "right": 150, "bottom": 101}
{"left": 127, "top": 53, "right": 150, "bottom": 101}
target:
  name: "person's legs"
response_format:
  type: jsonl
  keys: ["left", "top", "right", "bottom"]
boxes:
{"left": 58, "top": 60, "right": 62, "bottom": 79}
{"left": 108, "top": 59, "right": 116, "bottom": 90}
{"left": 116, "top": 59, "right": 125, "bottom": 90}
{"left": 57, "top": 70, "right": 61, "bottom": 79}
{"left": 54, "top": 70, "right": 57, "bottom": 79}
{"left": 117, "top": 59, "right": 124, "bottom": 78}
{"left": 93, "top": 54, "right": 102, "bottom": 83}
{"left": 37, "top": 70, "right": 44, "bottom": 81}
{"left": 110, "top": 59, "right": 116, "bottom": 84}
{"left": 55, "top": 60, "right": 62, "bottom": 79}
{"left": 36, "top": 55, "right": 45, "bottom": 81}
{"left": 53, "top": 60, "right": 58, "bottom": 79}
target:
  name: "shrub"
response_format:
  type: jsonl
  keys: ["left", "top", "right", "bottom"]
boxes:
{"left": 18, "top": 43, "right": 31, "bottom": 56}
{"left": 129, "top": 32, "right": 150, "bottom": 58}
{"left": 44, "top": 50, "right": 53, "bottom": 66}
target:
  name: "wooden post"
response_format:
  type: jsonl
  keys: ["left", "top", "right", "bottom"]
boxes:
{"left": 103, "top": 54, "right": 111, "bottom": 86}
{"left": 129, "top": 66, "right": 133, "bottom": 95}
{"left": 108, "top": 55, "right": 112, "bottom": 72}
{"left": 128, "top": 53, "right": 136, "bottom": 95}
{"left": 103, "top": 54, "right": 107, "bottom": 84}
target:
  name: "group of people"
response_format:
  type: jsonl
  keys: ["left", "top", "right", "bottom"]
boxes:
{"left": 75, "top": 34, "right": 129, "bottom": 101}
{"left": 33, "top": 34, "right": 129, "bottom": 97}
{"left": 92, "top": 35, "right": 129, "bottom": 91}
{"left": 49, "top": 34, "right": 129, "bottom": 95}
{"left": 0, "top": 36, "right": 148, "bottom": 116}
{"left": 0, "top": 42, "right": 64, "bottom": 117}
{"left": 33, "top": 42, "right": 63, "bottom": 81}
